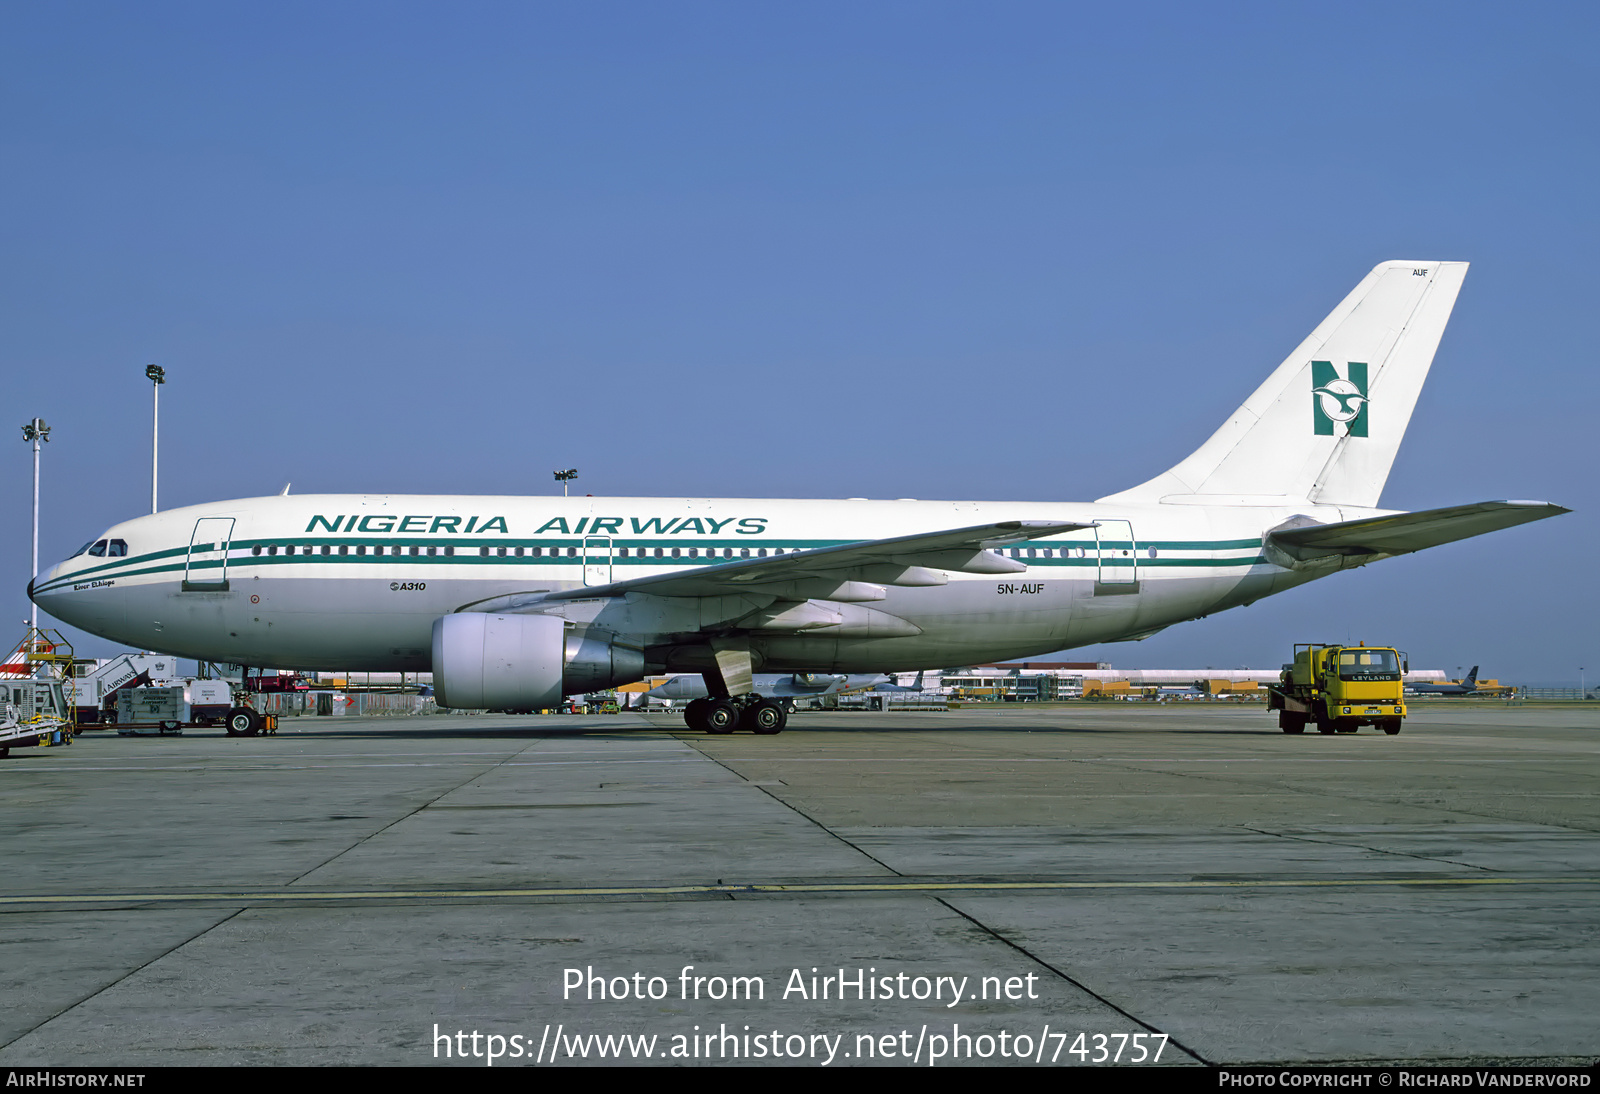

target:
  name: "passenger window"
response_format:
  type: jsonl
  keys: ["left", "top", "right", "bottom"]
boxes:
{"left": 497, "top": 547, "right": 506, "bottom": 557}
{"left": 515, "top": 547, "right": 524, "bottom": 557}
{"left": 267, "top": 545, "right": 277, "bottom": 556}
{"left": 321, "top": 546, "right": 331, "bottom": 556}
{"left": 617, "top": 547, "right": 627, "bottom": 558}
{"left": 531, "top": 547, "right": 541, "bottom": 557}
{"left": 427, "top": 547, "right": 437, "bottom": 556}
{"left": 409, "top": 546, "right": 419, "bottom": 556}
{"left": 356, "top": 545, "right": 365, "bottom": 556}
{"left": 671, "top": 547, "right": 680, "bottom": 559}
{"left": 252, "top": 546, "right": 263, "bottom": 556}
{"left": 339, "top": 546, "right": 348, "bottom": 556}
{"left": 655, "top": 547, "right": 664, "bottom": 558}
{"left": 688, "top": 547, "right": 698, "bottom": 558}
{"left": 565, "top": 547, "right": 575, "bottom": 557}
{"left": 479, "top": 547, "right": 489, "bottom": 557}
{"left": 444, "top": 546, "right": 454, "bottom": 557}
{"left": 89, "top": 540, "right": 108, "bottom": 557}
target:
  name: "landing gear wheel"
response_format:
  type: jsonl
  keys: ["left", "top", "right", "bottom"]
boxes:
{"left": 1381, "top": 718, "right": 1403, "bottom": 736}
{"left": 226, "top": 707, "right": 262, "bottom": 737}
{"left": 742, "top": 699, "right": 786, "bottom": 735}
{"left": 702, "top": 699, "right": 738, "bottom": 735}
{"left": 683, "top": 698, "right": 710, "bottom": 732}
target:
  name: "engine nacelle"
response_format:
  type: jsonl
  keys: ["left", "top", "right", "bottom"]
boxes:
{"left": 431, "top": 614, "right": 646, "bottom": 709}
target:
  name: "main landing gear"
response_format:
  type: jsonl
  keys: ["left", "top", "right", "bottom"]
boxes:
{"left": 683, "top": 696, "right": 786, "bottom": 735}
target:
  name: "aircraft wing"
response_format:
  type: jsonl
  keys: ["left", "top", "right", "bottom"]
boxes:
{"left": 1267, "top": 500, "right": 1568, "bottom": 561}
{"left": 536, "top": 519, "right": 1092, "bottom": 602}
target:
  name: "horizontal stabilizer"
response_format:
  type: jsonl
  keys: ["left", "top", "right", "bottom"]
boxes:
{"left": 1267, "top": 500, "right": 1568, "bottom": 562}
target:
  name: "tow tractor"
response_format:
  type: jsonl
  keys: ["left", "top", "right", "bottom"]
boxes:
{"left": 1267, "top": 642, "right": 1407, "bottom": 735}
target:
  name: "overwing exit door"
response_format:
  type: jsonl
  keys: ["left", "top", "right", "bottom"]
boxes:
{"left": 583, "top": 536, "right": 612, "bottom": 586}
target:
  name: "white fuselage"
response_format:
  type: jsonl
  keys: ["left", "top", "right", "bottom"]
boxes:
{"left": 30, "top": 493, "right": 1365, "bottom": 675}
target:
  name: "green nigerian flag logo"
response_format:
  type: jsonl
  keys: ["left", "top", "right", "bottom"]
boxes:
{"left": 1312, "top": 360, "right": 1369, "bottom": 437}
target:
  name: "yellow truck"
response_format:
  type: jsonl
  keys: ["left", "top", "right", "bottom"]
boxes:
{"left": 1268, "top": 643, "right": 1406, "bottom": 735}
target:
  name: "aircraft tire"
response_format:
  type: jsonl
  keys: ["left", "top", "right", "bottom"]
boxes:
{"left": 683, "top": 698, "right": 710, "bottom": 732}
{"left": 703, "top": 699, "right": 738, "bottom": 735}
{"left": 226, "top": 707, "right": 262, "bottom": 737}
{"left": 744, "top": 699, "right": 786, "bottom": 735}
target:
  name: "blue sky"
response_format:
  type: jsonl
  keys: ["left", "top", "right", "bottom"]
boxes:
{"left": 3, "top": 2, "right": 1594, "bottom": 684}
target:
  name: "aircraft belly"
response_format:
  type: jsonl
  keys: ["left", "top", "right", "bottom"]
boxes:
{"left": 755, "top": 578, "right": 1083, "bottom": 673}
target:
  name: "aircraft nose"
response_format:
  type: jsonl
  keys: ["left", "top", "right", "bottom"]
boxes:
{"left": 28, "top": 562, "right": 84, "bottom": 628}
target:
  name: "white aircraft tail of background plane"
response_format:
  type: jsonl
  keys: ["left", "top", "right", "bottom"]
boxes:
{"left": 30, "top": 260, "right": 1566, "bottom": 734}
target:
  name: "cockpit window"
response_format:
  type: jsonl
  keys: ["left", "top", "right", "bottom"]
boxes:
{"left": 108, "top": 539, "right": 128, "bottom": 557}
{"left": 69, "top": 541, "right": 95, "bottom": 558}
{"left": 88, "top": 540, "right": 108, "bottom": 557}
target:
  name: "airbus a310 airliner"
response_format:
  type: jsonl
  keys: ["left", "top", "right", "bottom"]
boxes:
{"left": 30, "top": 261, "right": 1566, "bottom": 735}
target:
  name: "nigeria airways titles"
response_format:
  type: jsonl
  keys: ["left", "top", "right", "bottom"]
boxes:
{"left": 303, "top": 514, "right": 770, "bottom": 536}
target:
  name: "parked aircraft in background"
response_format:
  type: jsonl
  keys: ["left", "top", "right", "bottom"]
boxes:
{"left": 30, "top": 261, "right": 1568, "bottom": 736}
{"left": 642, "top": 672, "right": 887, "bottom": 703}
{"left": 871, "top": 669, "right": 927, "bottom": 693}
{"left": 1406, "top": 667, "right": 1484, "bottom": 696}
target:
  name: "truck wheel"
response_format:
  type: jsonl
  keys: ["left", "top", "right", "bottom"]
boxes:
{"left": 1280, "top": 712, "right": 1306, "bottom": 734}
{"left": 1381, "top": 718, "right": 1403, "bottom": 735}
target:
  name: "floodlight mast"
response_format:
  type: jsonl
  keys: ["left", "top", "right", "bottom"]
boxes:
{"left": 553, "top": 468, "right": 578, "bottom": 497}
{"left": 22, "top": 418, "right": 50, "bottom": 631}
{"left": 146, "top": 364, "right": 165, "bottom": 514}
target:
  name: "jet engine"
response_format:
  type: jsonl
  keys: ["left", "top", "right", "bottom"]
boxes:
{"left": 431, "top": 613, "right": 645, "bottom": 710}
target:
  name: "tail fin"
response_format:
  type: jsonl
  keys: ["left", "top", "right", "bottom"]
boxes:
{"left": 1100, "top": 261, "right": 1468, "bottom": 508}
{"left": 1465, "top": 666, "right": 1479, "bottom": 686}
